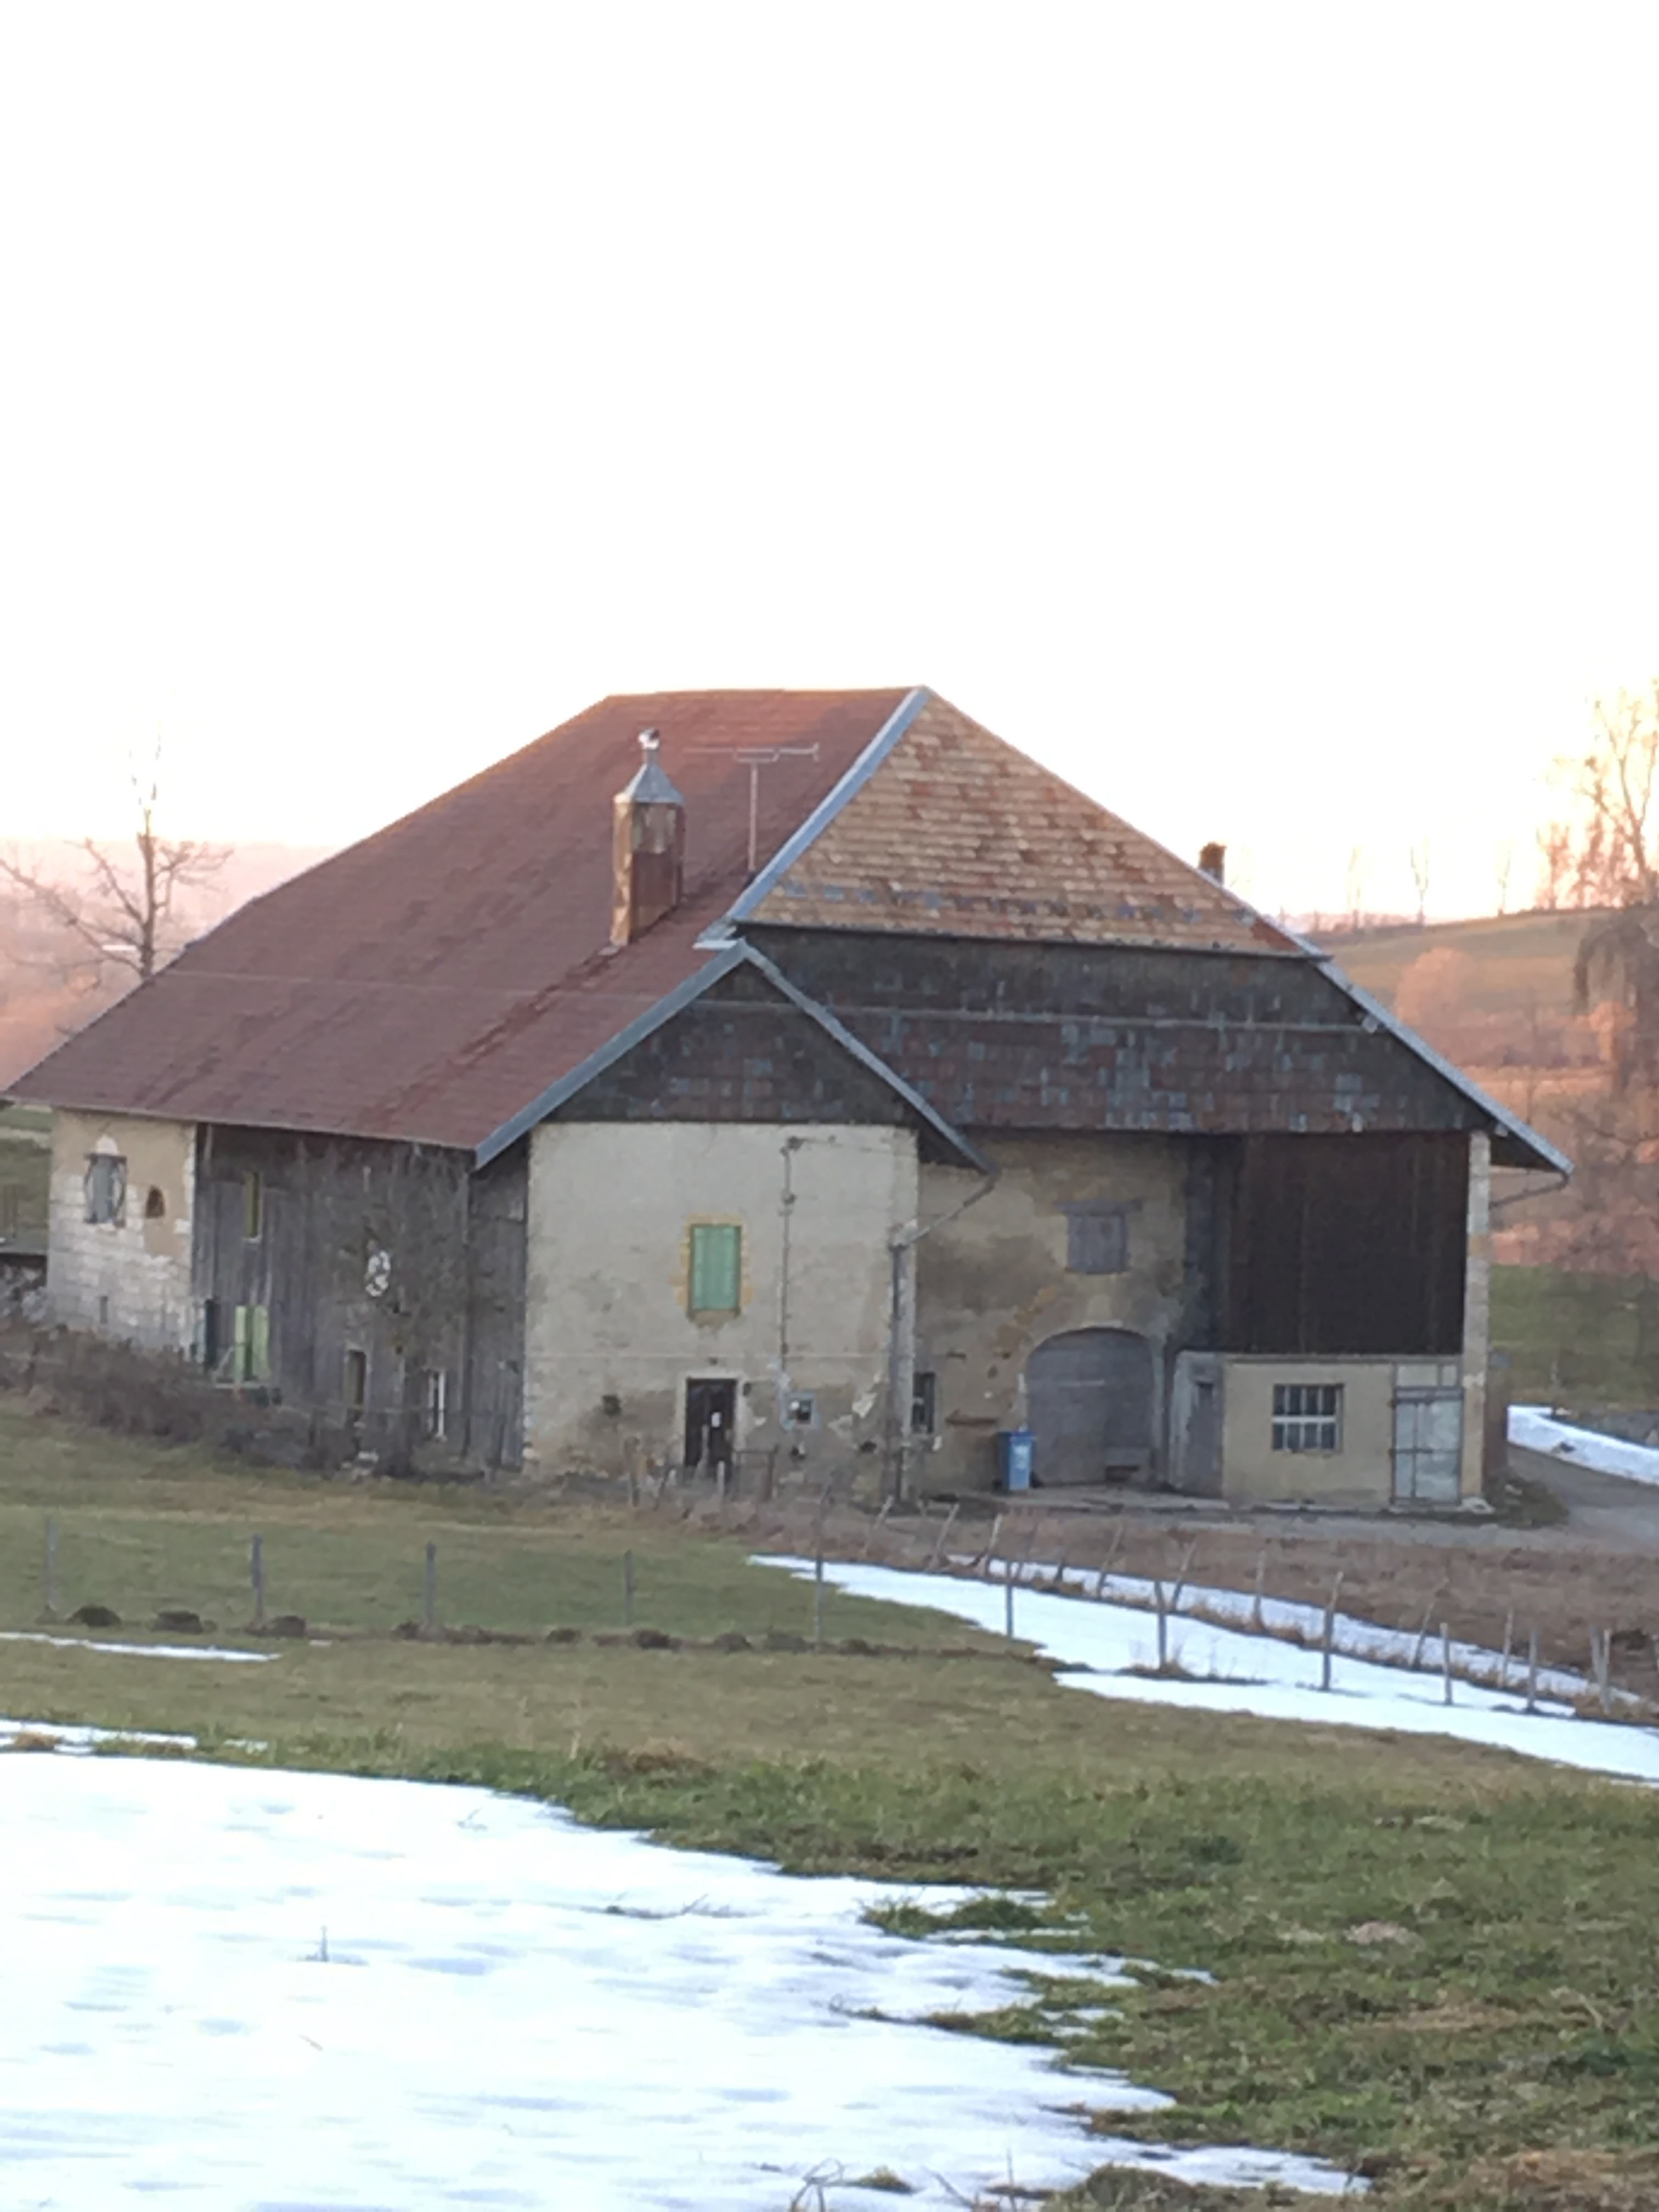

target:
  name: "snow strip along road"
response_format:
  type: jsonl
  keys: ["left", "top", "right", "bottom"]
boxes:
{"left": 1510, "top": 1403, "right": 1659, "bottom": 1489}
{"left": 763, "top": 1558, "right": 1659, "bottom": 1790}
{"left": 0, "top": 1757, "right": 1361, "bottom": 2206}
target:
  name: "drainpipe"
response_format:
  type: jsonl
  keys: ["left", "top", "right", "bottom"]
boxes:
{"left": 884, "top": 1161, "right": 1000, "bottom": 1503}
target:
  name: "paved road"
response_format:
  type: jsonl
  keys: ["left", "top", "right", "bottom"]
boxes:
{"left": 1509, "top": 1440, "right": 1659, "bottom": 1553}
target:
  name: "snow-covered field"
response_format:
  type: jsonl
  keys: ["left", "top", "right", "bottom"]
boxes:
{"left": 0, "top": 1756, "right": 1360, "bottom": 2207}
{"left": 1510, "top": 1403, "right": 1659, "bottom": 1488}
{"left": 764, "top": 1559, "right": 1659, "bottom": 1790}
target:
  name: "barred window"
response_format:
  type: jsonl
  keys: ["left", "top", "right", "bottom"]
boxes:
{"left": 1272, "top": 1383, "right": 1342, "bottom": 1454}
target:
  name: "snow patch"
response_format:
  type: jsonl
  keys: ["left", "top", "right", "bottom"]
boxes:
{"left": 0, "top": 1757, "right": 1361, "bottom": 2205}
{"left": 1510, "top": 1404, "right": 1659, "bottom": 1488}
{"left": 764, "top": 1558, "right": 1659, "bottom": 1790}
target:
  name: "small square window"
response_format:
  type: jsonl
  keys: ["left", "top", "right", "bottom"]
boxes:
{"left": 688, "top": 1222, "right": 742, "bottom": 1316}
{"left": 1271, "top": 1383, "right": 1342, "bottom": 1454}
{"left": 84, "top": 1154, "right": 127, "bottom": 1226}
{"left": 1064, "top": 1203, "right": 1127, "bottom": 1276}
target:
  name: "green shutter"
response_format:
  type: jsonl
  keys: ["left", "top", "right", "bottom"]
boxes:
{"left": 689, "top": 1223, "right": 741, "bottom": 1314}
{"left": 233, "top": 1304, "right": 251, "bottom": 1380}
{"left": 250, "top": 1305, "right": 271, "bottom": 1383}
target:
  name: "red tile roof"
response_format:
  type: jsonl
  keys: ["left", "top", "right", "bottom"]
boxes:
{"left": 7, "top": 691, "right": 911, "bottom": 1150}
{"left": 744, "top": 695, "right": 1296, "bottom": 953}
{"left": 10, "top": 685, "right": 1558, "bottom": 1173}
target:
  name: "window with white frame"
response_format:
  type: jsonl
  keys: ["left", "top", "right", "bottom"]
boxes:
{"left": 1271, "top": 1382, "right": 1342, "bottom": 1453}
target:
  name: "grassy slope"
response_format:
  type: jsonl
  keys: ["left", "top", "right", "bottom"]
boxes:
{"left": 1493, "top": 1266, "right": 1659, "bottom": 1407}
{"left": 3, "top": 1404, "right": 1659, "bottom": 2208}
{"left": 1322, "top": 911, "right": 1592, "bottom": 1020}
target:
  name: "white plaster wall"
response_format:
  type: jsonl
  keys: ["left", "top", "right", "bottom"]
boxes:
{"left": 523, "top": 1122, "right": 919, "bottom": 1472}
{"left": 48, "top": 1111, "right": 197, "bottom": 1353}
{"left": 1219, "top": 1356, "right": 1401, "bottom": 1509}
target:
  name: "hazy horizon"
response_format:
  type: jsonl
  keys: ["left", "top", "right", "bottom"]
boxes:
{"left": 6, "top": 3, "right": 1658, "bottom": 924}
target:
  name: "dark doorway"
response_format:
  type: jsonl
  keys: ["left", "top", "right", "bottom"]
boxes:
{"left": 1027, "top": 1328, "right": 1154, "bottom": 1486}
{"left": 684, "top": 1377, "right": 737, "bottom": 1475}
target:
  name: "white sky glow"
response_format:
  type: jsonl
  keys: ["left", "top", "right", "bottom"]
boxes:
{"left": 4, "top": 2, "right": 1658, "bottom": 919}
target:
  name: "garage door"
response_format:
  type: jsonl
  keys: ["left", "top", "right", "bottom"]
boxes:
{"left": 1027, "top": 1328, "right": 1154, "bottom": 1487}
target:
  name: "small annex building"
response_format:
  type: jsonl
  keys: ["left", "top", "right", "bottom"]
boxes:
{"left": 5, "top": 688, "right": 1566, "bottom": 1509}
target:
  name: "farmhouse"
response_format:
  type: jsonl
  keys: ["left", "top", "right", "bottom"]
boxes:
{"left": 4, "top": 689, "right": 1566, "bottom": 1507}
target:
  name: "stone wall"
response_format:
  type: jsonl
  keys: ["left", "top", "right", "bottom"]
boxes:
{"left": 47, "top": 1110, "right": 196, "bottom": 1352}
{"left": 910, "top": 1132, "right": 1190, "bottom": 1492}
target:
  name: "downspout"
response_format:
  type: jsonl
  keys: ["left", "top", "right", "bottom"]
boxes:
{"left": 884, "top": 1159, "right": 1001, "bottom": 1502}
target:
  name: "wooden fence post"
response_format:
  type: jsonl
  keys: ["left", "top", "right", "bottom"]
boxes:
{"left": 927, "top": 1503, "right": 960, "bottom": 1573}
{"left": 1252, "top": 1543, "right": 1266, "bottom": 1632}
{"left": 43, "top": 1518, "right": 57, "bottom": 1620}
{"left": 1004, "top": 1574, "right": 1015, "bottom": 1641}
{"left": 1441, "top": 1621, "right": 1453, "bottom": 1706}
{"left": 623, "top": 1549, "right": 635, "bottom": 1628}
{"left": 862, "top": 1497, "right": 894, "bottom": 1559}
{"left": 1526, "top": 1627, "right": 1539, "bottom": 1714}
{"left": 1155, "top": 1579, "right": 1169, "bottom": 1672}
{"left": 814, "top": 1548, "right": 825, "bottom": 1650}
{"left": 1500, "top": 1607, "right": 1515, "bottom": 1690}
{"left": 250, "top": 1533, "right": 264, "bottom": 1628}
{"left": 423, "top": 1542, "right": 437, "bottom": 1635}
{"left": 982, "top": 1513, "right": 1004, "bottom": 1582}
{"left": 1321, "top": 1572, "right": 1343, "bottom": 1692}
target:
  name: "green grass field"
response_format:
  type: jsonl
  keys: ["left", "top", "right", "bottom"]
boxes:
{"left": 3, "top": 1398, "right": 1658, "bottom": 2208}
{"left": 1493, "top": 1264, "right": 1659, "bottom": 1409}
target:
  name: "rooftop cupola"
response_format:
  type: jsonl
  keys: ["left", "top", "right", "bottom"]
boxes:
{"left": 611, "top": 728, "right": 687, "bottom": 945}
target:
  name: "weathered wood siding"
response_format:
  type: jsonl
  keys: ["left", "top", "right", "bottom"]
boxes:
{"left": 193, "top": 1126, "right": 525, "bottom": 1465}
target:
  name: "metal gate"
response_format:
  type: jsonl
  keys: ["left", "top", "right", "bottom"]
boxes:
{"left": 1027, "top": 1328, "right": 1154, "bottom": 1486}
{"left": 1392, "top": 1387, "right": 1462, "bottom": 1504}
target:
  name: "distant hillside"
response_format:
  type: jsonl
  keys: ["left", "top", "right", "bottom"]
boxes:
{"left": 0, "top": 840, "right": 334, "bottom": 1086}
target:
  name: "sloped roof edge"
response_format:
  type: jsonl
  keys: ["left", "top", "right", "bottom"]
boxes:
{"left": 707, "top": 686, "right": 932, "bottom": 938}
{"left": 1312, "top": 957, "right": 1571, "bottom": 1176}
{"left": 471, "top": 938, "right": 986, "bottom": 1171}
{"left": 736, "top": 946, "right": 989, "bottom": 1173}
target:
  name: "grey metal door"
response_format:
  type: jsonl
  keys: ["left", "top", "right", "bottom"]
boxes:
{"left": 1392, "top": 1389, "right": 1462, "bottom": 1503}
{"left": 1028, "top": 1328, "right": 1154, "bottom": 1486}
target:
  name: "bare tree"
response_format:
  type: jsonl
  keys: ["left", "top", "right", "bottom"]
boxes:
{"left": 1408, "top": 838, "right": 1431, "bottom": 927}
{"left": 0, "top": 751, "right": 229, "bottom": 989}
{"left": 1344, "top": 845, "right": 1365, "bottom": 930}
{"left": 1538, "top": 682, "right": 1659, "bottom": 911}
{"left": 1494, "top": 839, "right": 1514, "bottom": 916}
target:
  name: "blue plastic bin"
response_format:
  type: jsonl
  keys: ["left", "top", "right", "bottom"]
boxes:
{"left": 996, "top": 1428, "right": 1035, "bottom": 1492}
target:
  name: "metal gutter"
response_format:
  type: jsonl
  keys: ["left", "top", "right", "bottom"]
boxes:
{"left": 1312, "top": 961, "right": 1572, "bottom": 1178}
{"left": 1184, "top": 867, "right": 1571, "bottom": 1179}
{"left": 699, "top": 686, "right": 932, "bottom": 943}
{"left": 471, "top": 935, "right": 988, "bottom": 1174}
{"left": 737, "top": 945, "right": 989, "bottom": 1173}
{"left": 471, "top": 945, "right": 749, "bottom": 1167}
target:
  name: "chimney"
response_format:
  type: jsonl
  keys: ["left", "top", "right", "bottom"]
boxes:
{"left": 1198, "top": 841, "right": 1226, "bottom": 885}
{"left": 611, "top": 729, "right": 687, "bottom": 945}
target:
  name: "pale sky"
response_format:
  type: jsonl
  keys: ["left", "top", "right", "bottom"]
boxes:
{"left": 4, "top": 2, "right": 1658, "bottom": 921}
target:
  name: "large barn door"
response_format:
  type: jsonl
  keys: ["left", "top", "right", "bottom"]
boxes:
{"left": 1028, "top": 1328, "right": 1154, "bottom": 1486}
